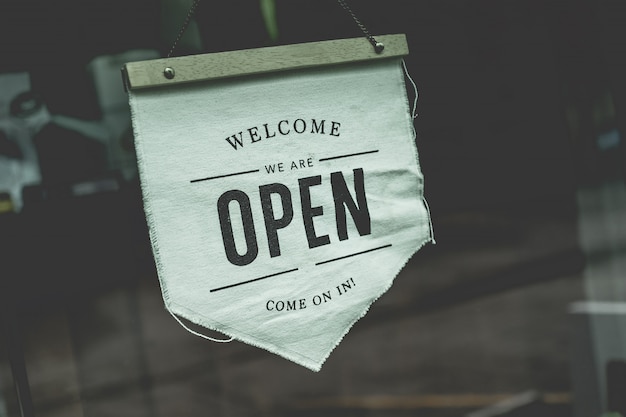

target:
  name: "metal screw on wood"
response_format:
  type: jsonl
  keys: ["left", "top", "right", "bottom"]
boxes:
{"left": 164, "top": 67, "right": 176, "bottom": 79}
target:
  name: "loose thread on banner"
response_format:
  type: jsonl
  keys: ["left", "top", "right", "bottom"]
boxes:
{"left": 402, "top": 59, "right": 435, "bottom": 244}
{"left": 402, "top": 59, "right": 419, "bottom": 119}
{"left": 422, "top": 197, "right": 436, "bottom": 244}
{"left": 168, "top": 309, "right": 234, "bottom": 343}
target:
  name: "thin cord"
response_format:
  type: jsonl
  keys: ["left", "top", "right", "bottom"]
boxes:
{"left": 169, "top": 0, "right": 381, "bottom": 56}
{"left": 336, "top": 0, "right": 383, "bottom": 52}
{"left": 167, "top": 0, "right": 202, "bottom": 58}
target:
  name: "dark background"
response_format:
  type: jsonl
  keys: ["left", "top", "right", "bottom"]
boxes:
{"left": 1, "top": 1, "right": 625, "bottom": 416}
{"left": 2, "top": 0, "right": 625, "bottom": 203}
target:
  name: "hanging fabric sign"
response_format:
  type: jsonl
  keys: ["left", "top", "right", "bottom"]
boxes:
{"left": 124, "top": 34, "right": 433, "bottom": 371}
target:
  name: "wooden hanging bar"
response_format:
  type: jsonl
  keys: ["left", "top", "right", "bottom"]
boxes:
{"left": 122, "top": 34, "right": 409, "bottom": 91}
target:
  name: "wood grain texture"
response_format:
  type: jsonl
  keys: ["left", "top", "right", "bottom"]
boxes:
{"left": 122, "top": 34, "right": 408, "bottom": 90}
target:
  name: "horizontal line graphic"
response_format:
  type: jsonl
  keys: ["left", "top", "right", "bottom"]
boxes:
{"left": 210, "top": 268, "right": 299, "bottom": 292}
{"left": 315, "top": 244, "right": 392, "bottom": 266}
{"left": 190, "top": 169, "right": 260, "bottom": 183}
{"left": 318, "top": 149, "right": 379, "bottom": 162}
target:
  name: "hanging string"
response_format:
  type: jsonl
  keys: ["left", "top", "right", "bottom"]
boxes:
{"left": 168, "top": 0, "right": 383, "bottom": 56}
{"left": 167, "top": 0, "right": 202, "bottom": 58}
{"left": 336, "top": 0, "right": 384, "bottom": 53}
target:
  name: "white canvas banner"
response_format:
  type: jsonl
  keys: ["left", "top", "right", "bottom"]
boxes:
{"left": 129, "top": 57, "right": 433, "bottom": 371}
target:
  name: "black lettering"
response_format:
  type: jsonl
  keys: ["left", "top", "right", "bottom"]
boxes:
{"left": 259, "top": 183, "right": 293, "bottom": 258}
{"left": 278, "top": 120, "right": 290, "bottom": 135}
{"left": 329, "top": 121, "right": 341, "bottom": 137}
{"left": 293, "top": 118, "right": 306, "bottom": 134}
{"left": 217, "top": 190, "right": 258, "bottom": 266}
{"left": 248, "top": 126, "right": 261, "bottom": 142}
{"left": 299, "top": 175, "right": 331, "bottom": 248}
{"left": 331, "top": 168, "right": 371, "bottom": 241}
{"left": 263, "top": 123, "right": 276, "bottom": 138}
{"left": 225, "top": 132, "right": 244, "bottom": 149}
{"left": 311, "top": 119, "right": 325, "bottom": 134}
